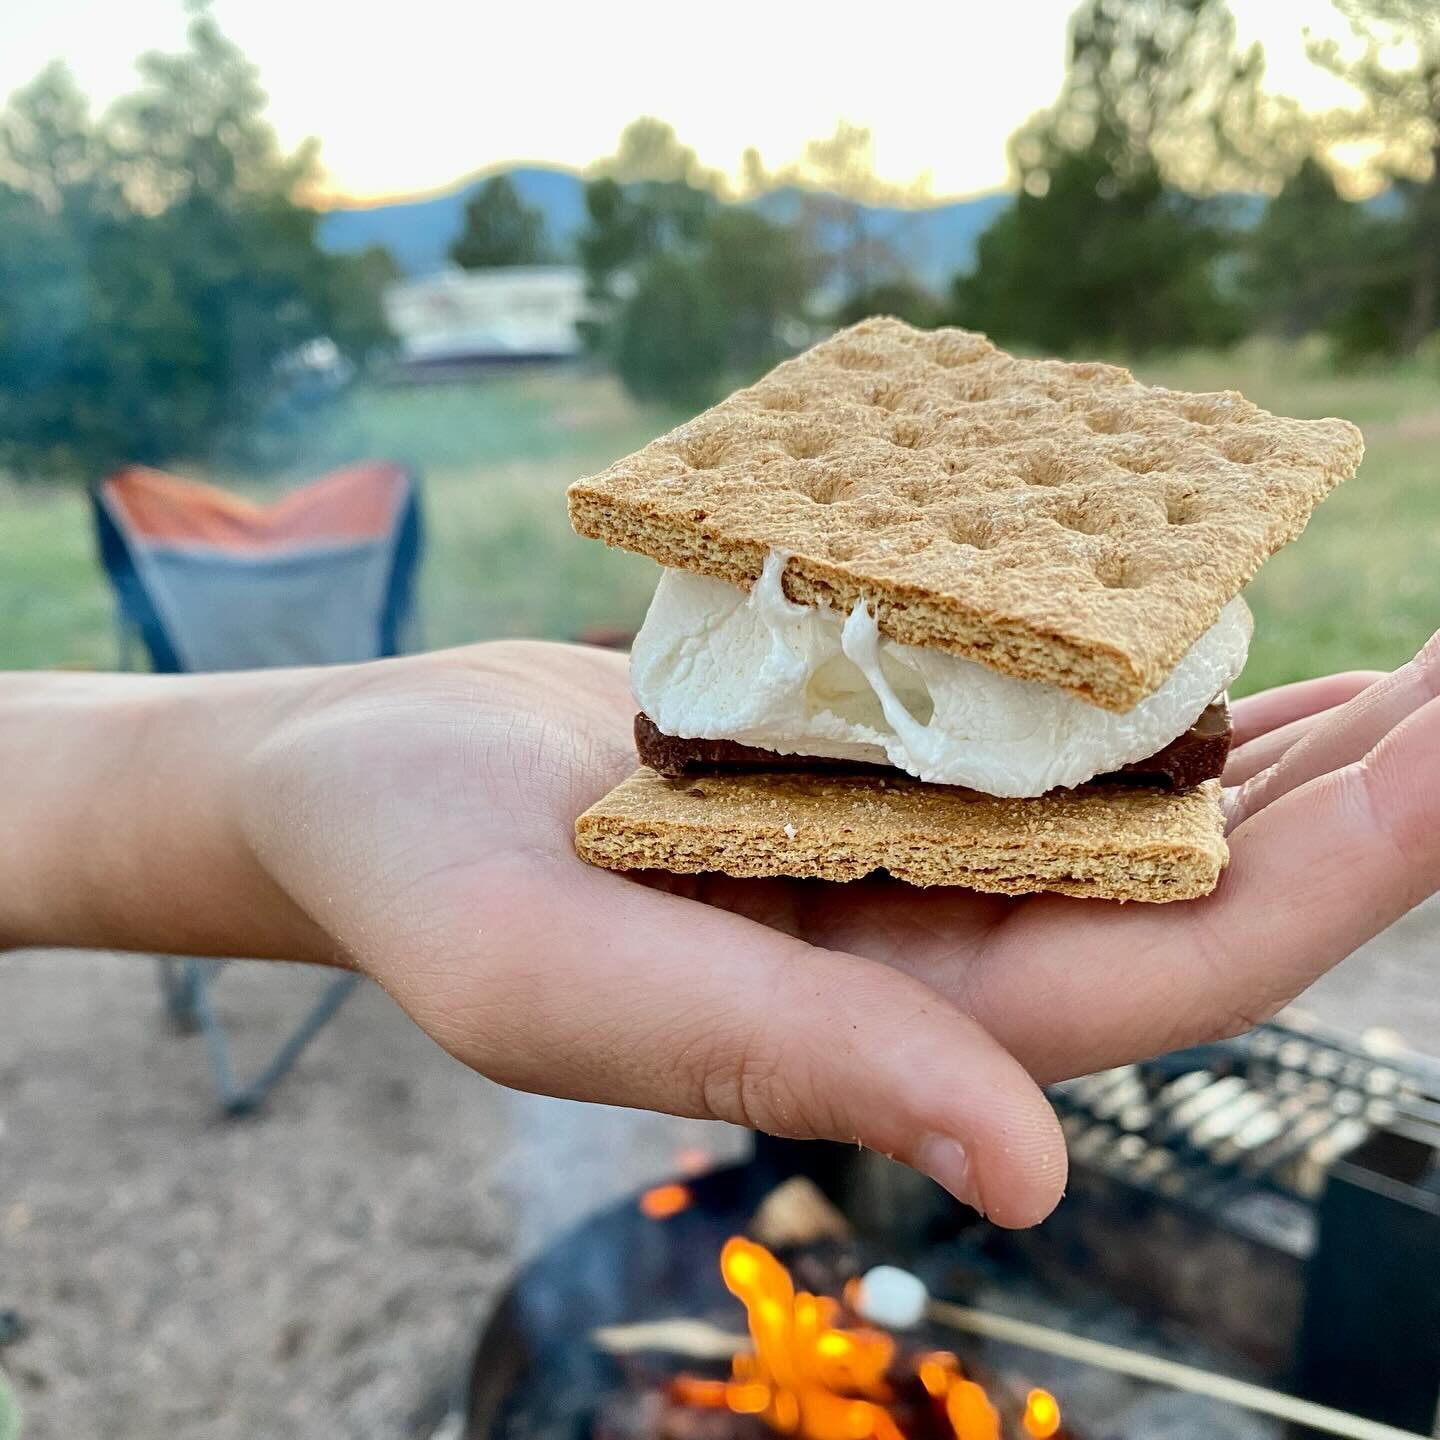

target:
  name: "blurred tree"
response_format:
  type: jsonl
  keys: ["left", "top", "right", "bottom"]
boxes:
{"left": 747, "top": 122, "right": 929, "bottom": 308}
{"left": 1312, "top": 0, "right": 1440, "bottom": 352}
{"left": 0, "top": 63, "right": 111, "bottom": 212}
{"left": 699, "top": 208, "right": 810, "bottom": 371}
{"left": 577, "top": 127, "right": 718, "bottom": 358}
{"left": 349, "top": 243, "right": 403, "bottom": 293}
{"left": 450, "top": 174, "right": 547, "bottom": 268}
{"left": 599, "top": 196, "right": 806, "bottom": 403}
{"left": 0, "top": 67, "right": 111, "bottom": 475}
{"left": 834, "top": 279, "right": 940, "bottom": 330}
{"left": 589, "top": 117, "right": 725, "bottom": 193}
{"left": 580, "top": 121, "right": 810, "bottom": 400}
{"left": 1324, "top": 237, "right": 1414, "bottom": 361}
{"left": 1241, "top": 157, "right": 1385, "bottom": 341}
{"left": 790, "top": 121, "right": 930, "bottom": 207}
{"left": 0, "top": 184, "right": 90, "bottom": 475}
{"left": 739, "top": 146, "right": 769, "bottom": 199}
{"left": 952, "top": 143, "right": 1239, "bottom": 353}
{"left": 0, "top": 4, "right": 391, "bottom": 478}
{"left": 107, "top": 4, "right": 315, "bottom": 207}
{"left": 1021, "top": 0, "right": 1304, "bottom": 194}
{"left": 954, "top": 0, "right": 1261, "bottom": 354}
{"left": 615, "top": 252, "right": 726, "bottom": 407}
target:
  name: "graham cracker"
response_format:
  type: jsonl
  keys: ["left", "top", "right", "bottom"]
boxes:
{"left": 575, "top": 770, "right": 1227, "bottom": 903}
{"left": 569, "top": 318, "right": 1362, "bottom": 711}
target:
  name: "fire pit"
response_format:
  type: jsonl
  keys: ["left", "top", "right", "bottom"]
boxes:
{"left": 461, "top": 1018, "right": 1440, "bottom": 1440}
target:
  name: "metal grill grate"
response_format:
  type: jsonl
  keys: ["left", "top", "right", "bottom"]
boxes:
{"left": 1049, "top": 1016, "right": 1440, "bottom": 1215}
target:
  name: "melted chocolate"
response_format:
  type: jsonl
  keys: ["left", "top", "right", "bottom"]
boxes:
{"left": 634, "top": 701, "right": 1232, "bottom": 791}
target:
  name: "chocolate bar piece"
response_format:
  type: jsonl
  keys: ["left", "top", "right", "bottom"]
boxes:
{"left": 634, "top": 701, "right": 1232, "bottom": 791}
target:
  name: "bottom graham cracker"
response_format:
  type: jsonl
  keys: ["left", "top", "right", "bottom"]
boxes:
{"left": 575, "top": 769, "right": 1227, "bottom": 903}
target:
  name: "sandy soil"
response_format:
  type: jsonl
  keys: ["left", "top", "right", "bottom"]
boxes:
{"left": 0, "top": 900, "right": 1434, "bottom": 1439}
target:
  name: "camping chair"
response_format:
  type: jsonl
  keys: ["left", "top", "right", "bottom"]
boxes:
{"left": 92, "top": 462, "right": 423, "bottom": 1113}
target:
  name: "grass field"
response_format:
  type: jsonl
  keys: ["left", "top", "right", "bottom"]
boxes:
{"left": 2, "top": 344, "right": 1437, "bottom": 694}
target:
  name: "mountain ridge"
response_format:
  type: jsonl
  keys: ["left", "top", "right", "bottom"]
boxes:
{"left": 318, "top": 166, "right": 1015, "bottom": 290}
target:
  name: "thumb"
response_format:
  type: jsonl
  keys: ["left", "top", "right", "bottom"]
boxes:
{"left": 375, "top": 855, "right": 1068, "bottom": 1230}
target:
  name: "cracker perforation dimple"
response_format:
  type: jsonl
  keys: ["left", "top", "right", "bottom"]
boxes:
{"left": 1018, "top": 450, "right": 1073, "bottom": 487}
{"left": 677, "top": 431, "right": 730, "bottom": 470}
{"left": 830, "top": 343, "right": 887, "bottom": 371}
{"left": 753, "top": 387, "right": 807, "bottom": 413}
{"left": 1217, "top": 430, "right": 1273, "bottom": 465}
{"left": 781, "top": 425, "right": 832, "bottom": 461}
{"left": 1054, "top": 503, "right": 1112, "bottom": 537}
{"left": 946, "top": 513, "right": 998, "bottom": 549}
{"left": 1096, "top": 554, "right": 1163, "bottom": 590}
{"left": 1178, "top": 393, "right": 1251, "bottom": 427}
{"left": 929, "top": 332, "right": 996, "bottom": 368}
{"left": 569, "top": 317, "right": 1364, "bottom": 710}
{"left": 1112, "top": 448, "right": 1167, "bottom": 475}
{"left": 891, "top": 417, "right": 935, "bottom": 450}
{"left": 1083, "top": 406, "right": 1134, "bottom": 435}
{"left": 1165, "top": 492, "right": 1203, "bottom": 526}
{"left": 897, "top": 477, "right": 937, "bottom": 506}
{"left": 790, "top": 470, "right": 852, "bottom": 505}
{"left": 869, "top": 380, "right": 913, "bottom": 412}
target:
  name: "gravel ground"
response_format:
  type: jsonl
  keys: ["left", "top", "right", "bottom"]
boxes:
{"left": 0, "top": 902, "right": 1435, "bottom": 1439}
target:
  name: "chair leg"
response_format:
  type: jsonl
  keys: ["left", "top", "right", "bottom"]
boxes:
{"left": 223, "top": 973, "right": 361, "bottom": 1115}
{"left": 188, "top": 968, "right": 244, "bottom": 1112}
{"left": 190, "top": 968, "right": 360, "bottom": 1116}
{"left": 157, "top": 957, "right": 361, "bottom": 1115}
{"left": 157, "top": 957, "right": 203, "bottom": 1032}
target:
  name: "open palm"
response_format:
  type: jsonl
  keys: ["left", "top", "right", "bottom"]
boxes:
{"left": 238, "top": 634, "right": 1440, "bottom": 1227}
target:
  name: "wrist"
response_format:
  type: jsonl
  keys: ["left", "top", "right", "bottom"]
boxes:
{"left": 0, "top": 668, "right": 341, "bottom": 963}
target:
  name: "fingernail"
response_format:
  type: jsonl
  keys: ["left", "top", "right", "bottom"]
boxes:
{"left": 915, "top": 1134, "right": 985, "bottom": 1216}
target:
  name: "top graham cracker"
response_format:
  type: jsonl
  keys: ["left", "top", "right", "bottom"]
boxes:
{"left": 568, "top": 317, "right": 1363, "bottom": 711}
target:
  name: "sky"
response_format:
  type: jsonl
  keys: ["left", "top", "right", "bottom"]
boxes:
{"left": 3, "top": 0, "right": 1361, "bottom": 205}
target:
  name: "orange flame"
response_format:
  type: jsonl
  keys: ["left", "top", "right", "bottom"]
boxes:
{"left": 946, "top": 1380, "right": 1000, "bottom": 1440}
{"left": 719, "top": 1237, "right": 904, "bottom": 1440}
{"left": 639, "top": 1183, "right": 693, "bottom": 1220}
{"left": 1023, "top": 1389, "right": 1061, "bottom": 1439}
{"left": 917, "top": 1351, "right": 960, "bottom": 1398}
{"left": 670, "top": 1239, "right": 1061, "bottom": 1440}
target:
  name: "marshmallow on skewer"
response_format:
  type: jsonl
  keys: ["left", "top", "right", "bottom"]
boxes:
{"left": 854, "top": 1265, "right": 928, "bottom": 1330}
{"left": 850, "top": 1265, "right": 1422, "bottom": 1440}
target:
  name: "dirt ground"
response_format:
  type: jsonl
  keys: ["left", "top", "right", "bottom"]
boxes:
{"left": 1, "top": 901, "right": 1435, "bottom": 1440}
{"left": 0, "top": 953, "right": 744, "bottom": 1439}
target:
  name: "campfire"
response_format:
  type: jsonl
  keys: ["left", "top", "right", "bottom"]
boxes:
{"left": 463, "top": 1019, "right": 1439, "bottom": 1440}
{"left": 667, "top": 1238, "right": 1059, "bottom": 1440}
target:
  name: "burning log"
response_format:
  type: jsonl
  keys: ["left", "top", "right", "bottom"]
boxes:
{"left": 749, "top": 1178, "right": 852, "bottom": 1251}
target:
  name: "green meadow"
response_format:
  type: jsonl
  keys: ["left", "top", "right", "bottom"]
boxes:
{"left": 3, "top": 345, "right": 1436, "bottom": 693}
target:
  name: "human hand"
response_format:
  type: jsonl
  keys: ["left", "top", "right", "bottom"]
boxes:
{"left": 227, "top": 633, "right": 1440, "bottom": 1229}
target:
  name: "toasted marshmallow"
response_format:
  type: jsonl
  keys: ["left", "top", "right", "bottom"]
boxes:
{"left": 631, "top": 551, "right": 1251, "bottom": 798}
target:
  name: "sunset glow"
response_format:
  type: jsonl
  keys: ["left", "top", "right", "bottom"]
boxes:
{"left": 5, "top": 0, "right": 1363, "bottom": 204}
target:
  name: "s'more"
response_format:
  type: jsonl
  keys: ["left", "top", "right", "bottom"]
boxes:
{"left": 568, "top": 318, "right": 1363, "bottom": 902}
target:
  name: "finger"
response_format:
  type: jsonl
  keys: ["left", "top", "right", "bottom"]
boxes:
{"left": 1230, "top": 670, "right": 1384, "bottom": 748}
{"left": 382, "top": 855, "right": 1067, "bottom": 1229}
{"left": 1230, "top": 636, "right": 1439, "bottom": 828}
{"left": 1224, "top": 705, "right": 1356, "bottom": 787}
{"left": 958, "top": 690, "right": 1440, "bottom": 1082}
